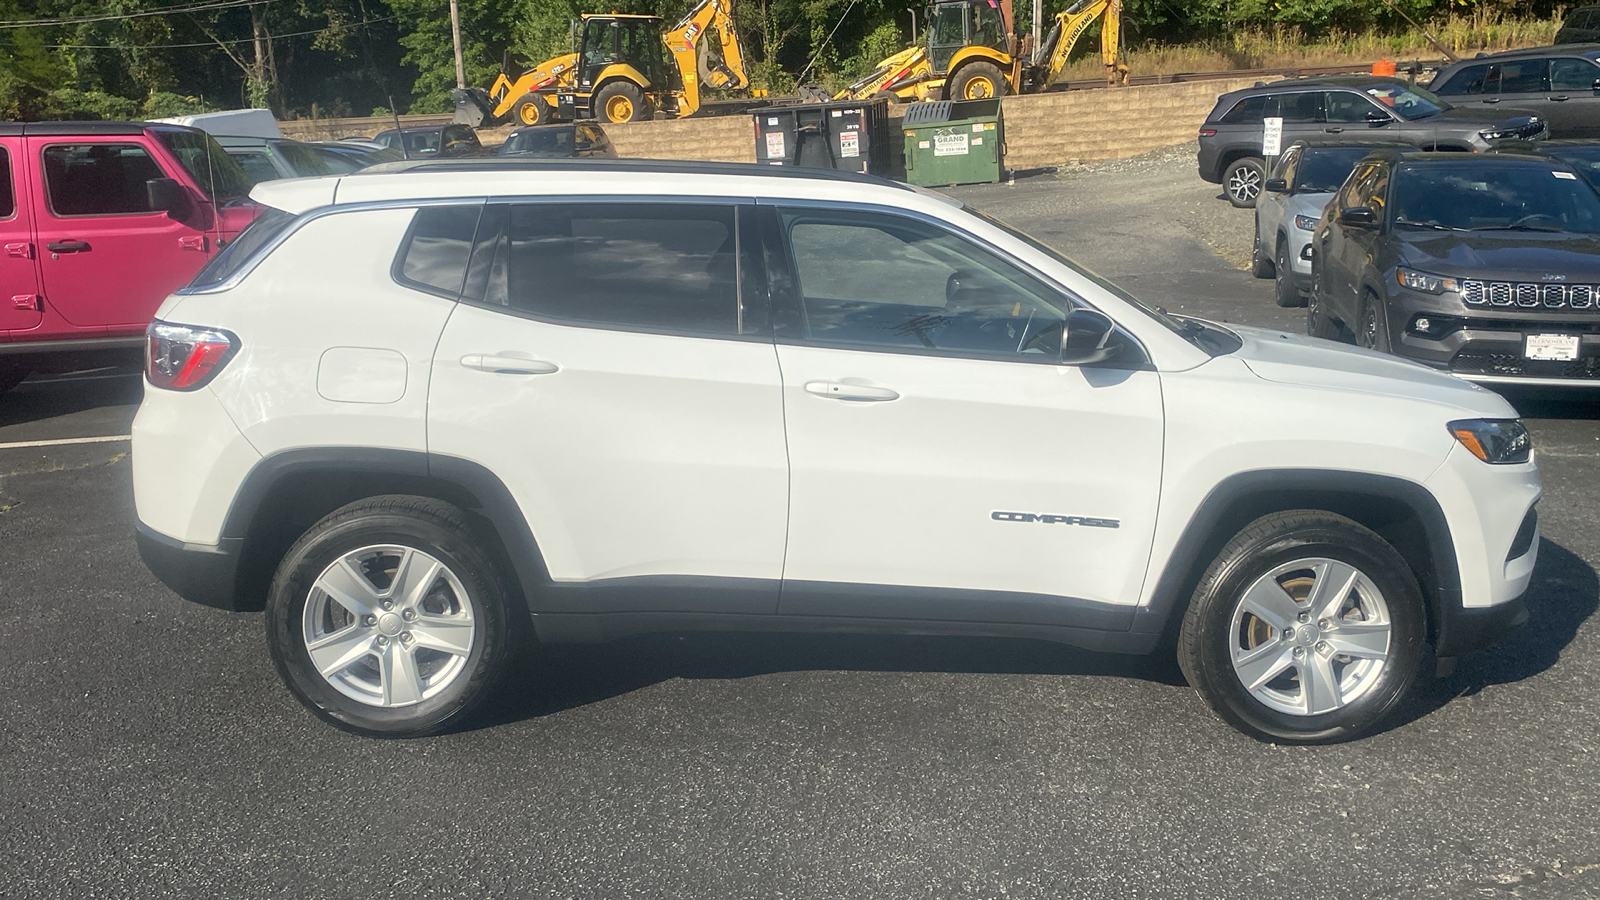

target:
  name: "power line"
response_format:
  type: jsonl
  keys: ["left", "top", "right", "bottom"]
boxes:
{"left": 0, "top": 0, "right": 268, "bottom": 30}
{"left": 27, "top": 12, "right": 403, "bottom": 50}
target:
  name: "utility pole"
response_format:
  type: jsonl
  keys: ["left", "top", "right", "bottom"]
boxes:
{"left": 449, "top": 0, "right": 467, "bottom": 89}
{"left": 1032, "top": 0, "right": 1041, "bottom": 62}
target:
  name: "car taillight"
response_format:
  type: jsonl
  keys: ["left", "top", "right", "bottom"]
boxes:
{"left": 146, "top": 321, "right": 239, "bottom": 391}
{"left": 1199, "top": 128, "right": 1217, "bottom": 137}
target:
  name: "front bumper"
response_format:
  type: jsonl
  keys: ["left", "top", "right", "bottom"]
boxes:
{"left": 136, "top": 521, "right": 246, "bottom": 611}
{"left": 1436, "top": 594, "right": 1529, "bottom": 662}
{"left": 1386, "top": 291, "right": 1600, "bottom": 385}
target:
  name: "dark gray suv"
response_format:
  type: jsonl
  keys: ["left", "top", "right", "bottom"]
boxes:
{"left": 1308, "top": 149, "right": 1600, "bottom": 388}
{"left": 1198, "top": 76, "right": 1547, "bottom": 207}
{"left": 1430, "top": 45, "right": 1600, "bottom": 139}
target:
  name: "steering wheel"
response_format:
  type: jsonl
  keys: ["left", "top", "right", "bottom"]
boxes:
{"left": 1511, "top": 213, "right": 1562, "bottom": 229}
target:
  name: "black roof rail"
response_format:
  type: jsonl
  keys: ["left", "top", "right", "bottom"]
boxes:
{"left": 0, "top": 121, "right": 180, "bottom": 137}
{"left": 356, "top": 156, "right": 914, "bottom": 191}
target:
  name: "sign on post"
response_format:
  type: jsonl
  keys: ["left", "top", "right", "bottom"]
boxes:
{"left": 1262, "top": 116, "right": 1284, "bottom": 159}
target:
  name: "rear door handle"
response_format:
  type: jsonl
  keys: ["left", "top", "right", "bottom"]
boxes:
{"left": 4, "top": 242, "right": 31, "bottom": 259}
{"left": 1323, "top": 127, "right": 1344, "bottom": 134}
{"left": 1549, "top": 95, "right": 1571, "bottom": 101}
{"left": 804, "top": 381, "right": 900, "bottom": 401}
{"left": 459, "top": 354, "right": 559, "bottom": 375}
{"left": 46, "top": 240, "right": 90, "bottom": 253}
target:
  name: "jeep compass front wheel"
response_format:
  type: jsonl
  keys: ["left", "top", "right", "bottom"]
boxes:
{"left": 266, "top": 496, "right": 513, "bottom": 737}
{"left": 1178, "top": 511, "right": 1426, "bottom": 743}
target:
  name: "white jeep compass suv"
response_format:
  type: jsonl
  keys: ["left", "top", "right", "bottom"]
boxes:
{"left": 132, "top": 159, "right": 1540, "bottom": 743}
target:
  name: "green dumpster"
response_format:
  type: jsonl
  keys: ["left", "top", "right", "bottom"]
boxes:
{"left": 902, "top": 98, "right": 1004, "bottom": 187}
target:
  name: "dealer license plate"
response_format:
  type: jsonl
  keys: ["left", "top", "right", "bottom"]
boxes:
{"left": 1525, "top": 334, "right": 1581, "bottom": 361}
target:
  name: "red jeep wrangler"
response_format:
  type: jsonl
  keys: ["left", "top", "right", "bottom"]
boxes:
{"left": 0, "top": 122, "right": 259, "bottom": 392}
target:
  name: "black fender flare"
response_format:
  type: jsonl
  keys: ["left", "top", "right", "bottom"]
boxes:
{"left": 1132, "top": 469, "right": 1463, "bottom": 648}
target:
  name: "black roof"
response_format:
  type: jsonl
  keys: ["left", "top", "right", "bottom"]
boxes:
{"left": 508, "top": 124, "right": 580, "bottom": 135}
{"left": 1376, "top": 148, "right": 1585, "bottom": 169}
{"left": 1284, "top": 138, "right": 1414, "bottom": 152}
{"left": 1225, "top": 75, "right": 1412, "bottom": 96}
{"left": 0, "top": 121, "right": 194, "bottom": 136}
{"left": 357, "top": 156, "right": 914, "bottom": 190}
{"left": 1452, "top": 43, "right": 1600, "bottom": 63}
{"left": 374, "top": 125, "right": 465, "bottom": 134}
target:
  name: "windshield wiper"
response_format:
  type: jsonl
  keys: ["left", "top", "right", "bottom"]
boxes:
{"left": 1472, "top": 224, "right": 1565, "bottom": 233}
{"left": 1395, "top": 220, "right": 1467, "bottom": 231}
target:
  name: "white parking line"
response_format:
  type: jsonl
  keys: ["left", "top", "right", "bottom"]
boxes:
{"left": 0, "top": 434, "right": 132, "bottom": 450}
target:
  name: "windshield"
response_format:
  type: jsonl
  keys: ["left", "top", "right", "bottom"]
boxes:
{"left": 156, "top": 129, "right": 252, "bottom": 202}
{"left": 1393, "top": 162, "right": 1600, "bottom": 232}
{"left": 1363, "top": 82, "right": 1447, "bottom": 120}
{"left": 1296, "top": 147, "right": 1380, "bottom": 193}
{"left": 970, "top": 208, "right": 1239, "bottom": 355}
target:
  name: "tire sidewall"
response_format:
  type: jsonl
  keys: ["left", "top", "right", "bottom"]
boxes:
{"left": 266, "top": 510, "right": 508, "bottom": 737}
{"left": 1226, "top": 158, "right": 1264, "bottom": 208}
{"left": 1274, "top": 241, "right": 1299, "bottom": 307}
{"left": 1190, "top": 526, "right": 1426, "bottom": 743}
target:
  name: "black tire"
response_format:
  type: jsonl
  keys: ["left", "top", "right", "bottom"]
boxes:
{"left": 1357, "top": 292, "right": 1390, "bottom": 352}
{"left": 1177, "top": 510, "right": 1427, "bottom": 744}
{"left": 1306, "top": 281, "right": 1339, "bottom": 340}
{"left": 0, "top": 365, "right": 25, "bottom": 395}
{"left": 949, "top": 61, "right": 1008, "bottom": 100}
{"left": 873, "top": 89, "right": 903, "bottom": 104}
{"left": 1224, "top": 156, "right": 1266, "bottom": 208}
{"left": 265, "top": 495, "right": 514, "bottom": 738}
{"left": 1250, "top": 225, "right": 1274, "bottom": 278}
{"left": 512, "top": 92, "right": 552, "bottom": 127}
{"left": 1273, "top": 240, "right": 1303, "bottom": 308}
{"left": 594, "top": 81, "right": 650, "bottom": 123}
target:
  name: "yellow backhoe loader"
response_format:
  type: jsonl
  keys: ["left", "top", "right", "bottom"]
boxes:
{"left": 834, "top": 0, "right": 1125, "bottom": 103}
{"left": 457, "top": 0, "right": 748, "bottom": 127}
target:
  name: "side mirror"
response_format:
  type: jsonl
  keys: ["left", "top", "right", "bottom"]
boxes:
{"left": 1264, "top": 177, "right": 1288, "bottom": 193}
{"left": 146, "top": 177, "right": 190, "bottom": 217}
{"left": 1338, "top": 206, "right": 1378, "bottom": 228}
{"left": 1365, "top": 110, "right": 1392, "bottom": 126}
{"left": 1592, "top": 77, "right": 1600, "bottom": 93}
{"left": 1060, "top": 308, "right": 1119, "bottom": 366}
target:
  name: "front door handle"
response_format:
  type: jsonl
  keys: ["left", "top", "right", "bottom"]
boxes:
{"left": 460, "top": 354, "right": 559, "bottom": 375}
{"left": 804, "top": 381, "right": 900, "bottom": 401}
{"left": 1549, "top": 95, "right": 1571, "bottom": 101}
{"left": 46, "top": 240, "right": 90, "bottom": 253}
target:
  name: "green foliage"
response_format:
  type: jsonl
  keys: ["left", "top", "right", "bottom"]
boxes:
{"left": 142, "top": 92, "right": 212, "bottom": 118}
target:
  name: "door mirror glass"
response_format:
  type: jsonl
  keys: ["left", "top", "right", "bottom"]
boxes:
{"left": 1365, "top": 110, "right": 1392, "bottom": 125}
{"left": 146, "top": 177, "right": 190, "bottom": 216}
{"left": 1060, "top": 308, "right": 1118, "bottom": 365}
{"left": 1264, "top": 177, "right": 1289, "bottom": 193}
{"left": 1338, "top": 206, "right": 1378, "bottom": 227}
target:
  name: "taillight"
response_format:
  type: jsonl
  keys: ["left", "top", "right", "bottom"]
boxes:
{"left": 1199, "top": 128, "right": 1218, "bottom": 137}
{"left": 146, "top": 321, "right": 238, "bottom": 391}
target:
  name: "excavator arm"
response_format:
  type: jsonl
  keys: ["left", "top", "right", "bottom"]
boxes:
{"left": 663, "top": 0, "right": 749, "bottom": 116}
{"left": 833, "top": 45, "right": 931, "bottom": 101}
{"left": 1034, "top": 0, "right": 1126, "bottom": 87}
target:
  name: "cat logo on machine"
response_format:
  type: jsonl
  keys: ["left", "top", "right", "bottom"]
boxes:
{"left": 991, "top": 511, "right": 1120, "bottom": 528}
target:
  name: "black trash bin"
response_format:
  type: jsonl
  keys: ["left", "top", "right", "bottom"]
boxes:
{"left": 752, "top": 98, "right": 890, "bottom": 175}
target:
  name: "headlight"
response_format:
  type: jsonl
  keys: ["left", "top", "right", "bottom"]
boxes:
{"left": 1293, "top": 214, "right": 1320, "bottom": 231}
{"left": 1397, "top": 268, "right": 1460, "bottom": 294}
{"left": 1448, "top": 419, "right": 1532, "bottom": 464}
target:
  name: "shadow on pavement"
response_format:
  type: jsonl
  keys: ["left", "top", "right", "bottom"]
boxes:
{"left": 1494, "top": 388, "right": 1600, "bottom": 420}
{"left": 0, "top": 369, "right": 143, "bottom": 431}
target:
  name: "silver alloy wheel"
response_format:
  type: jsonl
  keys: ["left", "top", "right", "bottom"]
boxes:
{"left": 1228, "top": 164, "right": 1262, "bottom": 204}
{"left": 302, "top": 544, "right": 476, "bottom": 708}
{"left": 1228, "top": 558, "right": 1392, "bottom": 716}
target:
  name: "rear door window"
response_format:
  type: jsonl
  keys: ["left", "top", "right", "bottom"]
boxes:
{"left": 473, "top": 202, "right": 746, "bottom": 336}
{"left": 41, "top": 143, "right": 167, "bottom": 216}
{"left": 1272, "top": 92, "right": 1323, "bottom": 123}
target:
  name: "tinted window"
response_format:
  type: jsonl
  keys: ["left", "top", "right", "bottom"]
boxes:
{"left": 42, "top": 143, "right": 167, "bottom": 216}
{"left": 1550, "top": 58, "right": 1599, "bottom": 92}
{"left": 1435, "top": 65, "right": 1489, "bottom": 95}
{"left": 1273, "top": 92, "right": 1322, "bottom": 123}
{"left": 1337, "top": 163, "right": 1377, "bottom": 209}
{"left": 1295, "top": 147, "right": 1380, "bottom": 193}
{"left": 504, "top": 128, "right": 574, "bottom": 156}
{"left": 0, "top": 147, "right": 13, "bottom": 219}
{"left": 1393, "top": 163, "right": 1600, "bottom": 232}
{"left": 1488, "top": 61, "right": 1546, "bottom": 94}
{"left": 780, "top": 209, "right": 1070, "bottom": 359}
{"left": 1270, "top": 145, "right": 1300, "bottom": 181}
{"left": 231, "top": 151, "right": 281, "bottom": 185}
{"left": 1220, "top": 96, "right": 1268, "bottom": 124}
{"left": 189, "top": 206, "right": 297, "bottom": 289}
{"left": 478, "top": 203, "right": 741, "bottom": 335}
{"left": 396, "top": 205, "right": 481, "bottom": 298}
{"left": 1363, "top": 83, "right": 1446, "bottom": 120}
{"left": 1325, "top": 91, "right": 1380, "bottom": 123}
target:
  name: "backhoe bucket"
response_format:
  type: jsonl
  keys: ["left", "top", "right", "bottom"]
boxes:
{"left": 452, "top": 88, "right": 497, "bottom": 126}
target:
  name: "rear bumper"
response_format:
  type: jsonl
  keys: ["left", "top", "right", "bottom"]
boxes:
{"left": 136, "top": 520, "right": 245, "bottom": 611}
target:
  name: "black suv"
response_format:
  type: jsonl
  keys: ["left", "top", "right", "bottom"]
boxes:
{"left": 1198, "top": 76, "right": 1546, "bottom": 207}
{"left": 1430, "top": 45, "right": 1600, "bottom": 139}
{"left": 1308, "top": 150, "right": 1600, "bottom": 387}
{"left": 1491, "top": 138, "right": 1600, "bottom": 189}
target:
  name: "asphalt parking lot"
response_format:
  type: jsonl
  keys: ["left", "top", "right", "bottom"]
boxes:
{"left": 3, "top": 148, "right": 1598, "bottom": 899}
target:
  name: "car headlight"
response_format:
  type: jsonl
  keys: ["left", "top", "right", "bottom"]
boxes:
{"left": 1293, "top": 214, "right": 1320, "bottom": 231}
{"left": 1397, "top": 268, "right": 1460, "bottom": 294}
{"left": 1448, "top": 419, "right": 1532, "bottom": 464}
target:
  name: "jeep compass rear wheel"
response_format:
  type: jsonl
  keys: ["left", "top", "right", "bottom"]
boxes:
{"left": 1178, "top": 511, "right": 1426, "bottom": 743}
{"left": 266, "top": 496, "right": 512, "bottom": 738}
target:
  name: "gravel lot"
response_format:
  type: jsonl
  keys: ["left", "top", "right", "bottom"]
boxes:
{"left": 1, "top": 150, "right": 1597, "bottom": 900}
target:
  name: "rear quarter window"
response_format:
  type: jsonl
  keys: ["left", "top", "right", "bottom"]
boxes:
{"left": 188, "top": 207, "right": 297, "bottom": 289}
{"left": 1219, "top": 96, "right": 1268, "bottom": 125}
{"left": 394, "top": 205, "right": 482, "bottom": 298}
